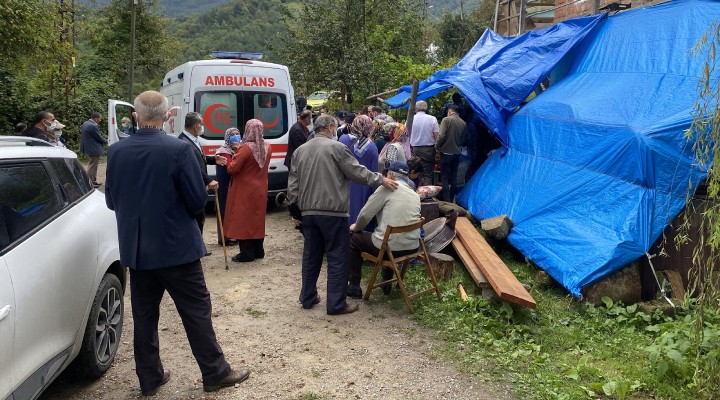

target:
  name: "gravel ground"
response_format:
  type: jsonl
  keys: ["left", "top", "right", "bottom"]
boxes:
{"left": 40, "top": 163, "right": 510, "bottom": 400}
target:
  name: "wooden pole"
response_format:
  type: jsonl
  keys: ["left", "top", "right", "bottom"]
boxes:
{"left": 493, "top": 0, "right": 500, "bottom": 31}
{"left": 405, "top": 81, "right": 419, "bottom": 133}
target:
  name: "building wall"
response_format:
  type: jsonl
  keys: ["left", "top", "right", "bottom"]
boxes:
{"left": 554, "top": 0, "right": 668, "bottom": 22}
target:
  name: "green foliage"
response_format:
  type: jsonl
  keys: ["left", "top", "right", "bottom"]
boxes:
{"left": 81, "top": 0, "right": 180, "bottom": 99}
{"left": 278, "top": 0, "right": 429, "bottom": 109}
{"left": 674, "top": 21, "right": 720, "bottom": 394}
{"left": 369, "top": 255, "right": 709, "bottom": 399}
{"left": 434, "top": 1, "right": 495, "bottom": 61}
{"left": 167, "top": 0, "right": 289, "bottom": 64}
{"left": 0, "top": 0, "right": 59, "bottom": 69}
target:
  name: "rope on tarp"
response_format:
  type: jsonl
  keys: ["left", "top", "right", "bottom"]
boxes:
{"left": 646, "top": 252, "right": 676, "bottom": 310}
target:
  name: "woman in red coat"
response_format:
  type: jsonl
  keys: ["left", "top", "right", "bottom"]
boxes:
{"left": 225, "top": 119, "right": 273, "bottom": 262}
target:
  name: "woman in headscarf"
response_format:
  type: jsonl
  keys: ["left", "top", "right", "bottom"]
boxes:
{"left": 224, "top": 119, "right": 273, "bottom": 262}
{"left": 214, "top": 127, "right": 242, "bottom": 246}
{"left": 378, "top": 122, "right": 412, "bottom": 173}
{"left": 338, "top": 114, "right": 379, "bottom": 228}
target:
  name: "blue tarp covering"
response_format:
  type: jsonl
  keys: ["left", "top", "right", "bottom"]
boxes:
{"left": 457, "top": 0, "right": 714, "bottom": 296}
{"left": 384, "top": 14, "right": 605, "bottom": 147}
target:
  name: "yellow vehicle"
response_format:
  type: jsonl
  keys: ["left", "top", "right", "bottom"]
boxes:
{"left": 306, "top": 91, "right": 330, "bottom": 109}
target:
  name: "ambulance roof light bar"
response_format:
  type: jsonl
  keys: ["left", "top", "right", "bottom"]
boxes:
{"left": 212, "top": 51, "right": 263, "bottom": 60}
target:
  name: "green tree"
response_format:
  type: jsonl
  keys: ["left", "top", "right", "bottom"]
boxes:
{"left": 278, "top": 0, "right": 429, "bottom": 109}
{"left": 676, "top": 21, "right": 720, "bottom": 394}
{"left": 435, "top": 0, "right": 494, "bottom": 60}
{"left": 0, "top": 0, "right": 59, "bottom": 69}
{"left": 81, "top": 0, "right": 180, "bottom": 100}
{"left": 167, "top": 0, "right": 289, "bottom": 64}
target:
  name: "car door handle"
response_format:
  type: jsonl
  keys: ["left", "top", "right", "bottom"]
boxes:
{"left": 0, "top": 305, "right": 11, "bottom": 322}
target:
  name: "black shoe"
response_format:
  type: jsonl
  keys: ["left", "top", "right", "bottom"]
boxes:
{"left": 142, "top": 370, "right": 171, "bottom": 396}
{"left": 231, "top": 253, "right": 254, "bottom": 262}
{"left": 203, "top": 251, "right": 212, "bottom": 257}
{"left": 302, "top": 295, "right": 321, "bottom": 309}
{"left": 203, "top": 368, "right": 250, "bottom": 392}
{"left": 347, "top": 284, "right": 363, "bottom": 299}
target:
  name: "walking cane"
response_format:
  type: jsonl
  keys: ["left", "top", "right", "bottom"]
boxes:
{"left": 215, "top": 195, "right": 229, "bottom": 270}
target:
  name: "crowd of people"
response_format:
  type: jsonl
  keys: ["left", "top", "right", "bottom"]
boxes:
{"left": 10, "top": 89, "right": 499, "bottom": 396}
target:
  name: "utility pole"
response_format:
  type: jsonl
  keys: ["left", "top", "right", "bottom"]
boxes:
{"left": 128, "top": 0, "right": 138, "bottom": 102}
{"left": 460, "top": 0, "right": 465, "bottom": 21}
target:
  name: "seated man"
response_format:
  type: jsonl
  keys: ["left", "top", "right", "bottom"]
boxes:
{"left": 348, "top": 161, "right": 422, "bottom": 298}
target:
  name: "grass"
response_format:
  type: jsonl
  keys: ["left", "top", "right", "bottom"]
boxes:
{"left": 244, "top": 307, "right": 267, "bottom": 318}
{"left": 360, "top": 248, "right": 710, "bottom": 399}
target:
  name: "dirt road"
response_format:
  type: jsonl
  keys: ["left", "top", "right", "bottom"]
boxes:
{"left": 41, "top": 165, "right": 506, "bottom": 400}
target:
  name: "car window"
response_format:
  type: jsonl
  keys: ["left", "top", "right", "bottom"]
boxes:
{"left": 0, "top": 163, "right": 63, "bottom": 246}
{"left": 49, "top": 158, "right": 92, "bottom": 203}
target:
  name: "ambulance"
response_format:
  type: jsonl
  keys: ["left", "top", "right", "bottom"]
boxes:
{"left": 107, "top": 52, "right": 296, "bottom": 199}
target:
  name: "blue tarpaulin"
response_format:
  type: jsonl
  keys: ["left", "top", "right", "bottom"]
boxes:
{"left": 457, "top": 0, "right": 714, "bottom": 296}
{"left": 385, "top": 14, "right": 605, "bottom": 147}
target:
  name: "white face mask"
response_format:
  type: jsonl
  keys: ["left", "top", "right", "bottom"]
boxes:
{"left": 53, "top": 130, "right": 62, "bottom": 138}
{"left": 199, "top": 125, "right": 205, "bottom": 135}
{"left": 122, "top": 122, "right": 129, "bottom": 128}
{"left": 46, "top": 120, "right": 57, "bottom": 131}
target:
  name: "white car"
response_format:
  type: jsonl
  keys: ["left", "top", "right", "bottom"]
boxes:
{"left": 0, "top": 136, "right": 124, "bottom": 400}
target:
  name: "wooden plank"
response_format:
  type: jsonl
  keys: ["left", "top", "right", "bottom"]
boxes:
{"left": 455, "top": 217, "right": 536, "bottom": 308}
{"left": 452, "top": 238, "right": 489, "bottom": 286}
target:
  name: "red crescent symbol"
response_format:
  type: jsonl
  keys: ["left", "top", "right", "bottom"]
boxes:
{"left": 257, "top": 112, "right": 280, "bottom": 129}
{"left": 203, "top": 104, "right": 230, "bottom": 133}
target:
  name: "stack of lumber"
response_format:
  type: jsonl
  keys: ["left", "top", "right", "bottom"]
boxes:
{"left": 454, "top": 217, "right": 536, "bottom": 308}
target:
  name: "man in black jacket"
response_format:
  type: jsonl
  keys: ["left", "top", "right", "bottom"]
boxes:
{"left": 179, "top": 112, "right": 223, "bottom": 256}
{"left": 22, "top": 111, "right": 55, "bottom": 142}
{"left": 284, "top": 110, "right": 312, "bottom": 168}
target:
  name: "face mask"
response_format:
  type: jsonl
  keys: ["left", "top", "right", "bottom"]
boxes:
{"left": 199, "top": 126, "right": 205, "bottom": 135}
{"left": 54, "top": 130, "right": 62, "bottom": 138}
{"left": 122, "top": 122, "right": 129, "bottom": 128}
{"left": 46, "top": 120, "right": 57, "bottom": 131}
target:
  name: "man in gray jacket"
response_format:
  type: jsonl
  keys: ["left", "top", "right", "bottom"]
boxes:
{"left": 288, "top": 114, "right": 397, "bottom": 315}
{"left": 348, "top": 161, "right": 422, "bottom": 298}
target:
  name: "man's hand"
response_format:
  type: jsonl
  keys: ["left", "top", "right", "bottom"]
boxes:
{"left": 215, "top": 155, "right": 227, "bottom": 166}
{"left": 208, "top": 180, "right": 219, "bottom": 190}
{"left": 382, "top": 177, "right": 398, "bottom": 190}
{"left": 349, "top": 223, "right": 356, "bottom": 232}
{"left": 292, "top": 218, "right": 302, "bottom": 227}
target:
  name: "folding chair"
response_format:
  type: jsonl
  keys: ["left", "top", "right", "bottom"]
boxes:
{"left": 362, "top": 218, "right": 441, "bottom": 313}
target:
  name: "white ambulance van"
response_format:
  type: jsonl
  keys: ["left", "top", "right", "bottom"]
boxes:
{"left": 108, "top": 52, "right": 296, "bottom": 199}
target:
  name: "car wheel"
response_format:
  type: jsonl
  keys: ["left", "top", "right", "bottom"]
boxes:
{"left": 75, "top": 273, "right": 124, "bottom": 378}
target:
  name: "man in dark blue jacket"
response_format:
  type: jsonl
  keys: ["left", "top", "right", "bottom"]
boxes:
{"left": 105, "top": 90, "right": 249, "bottom": 396}
{"left": 80, "top": 112, "right": 108, "bottom": 186}
{"left": 178, "top": 112, "right": 220, "bottom": 256}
